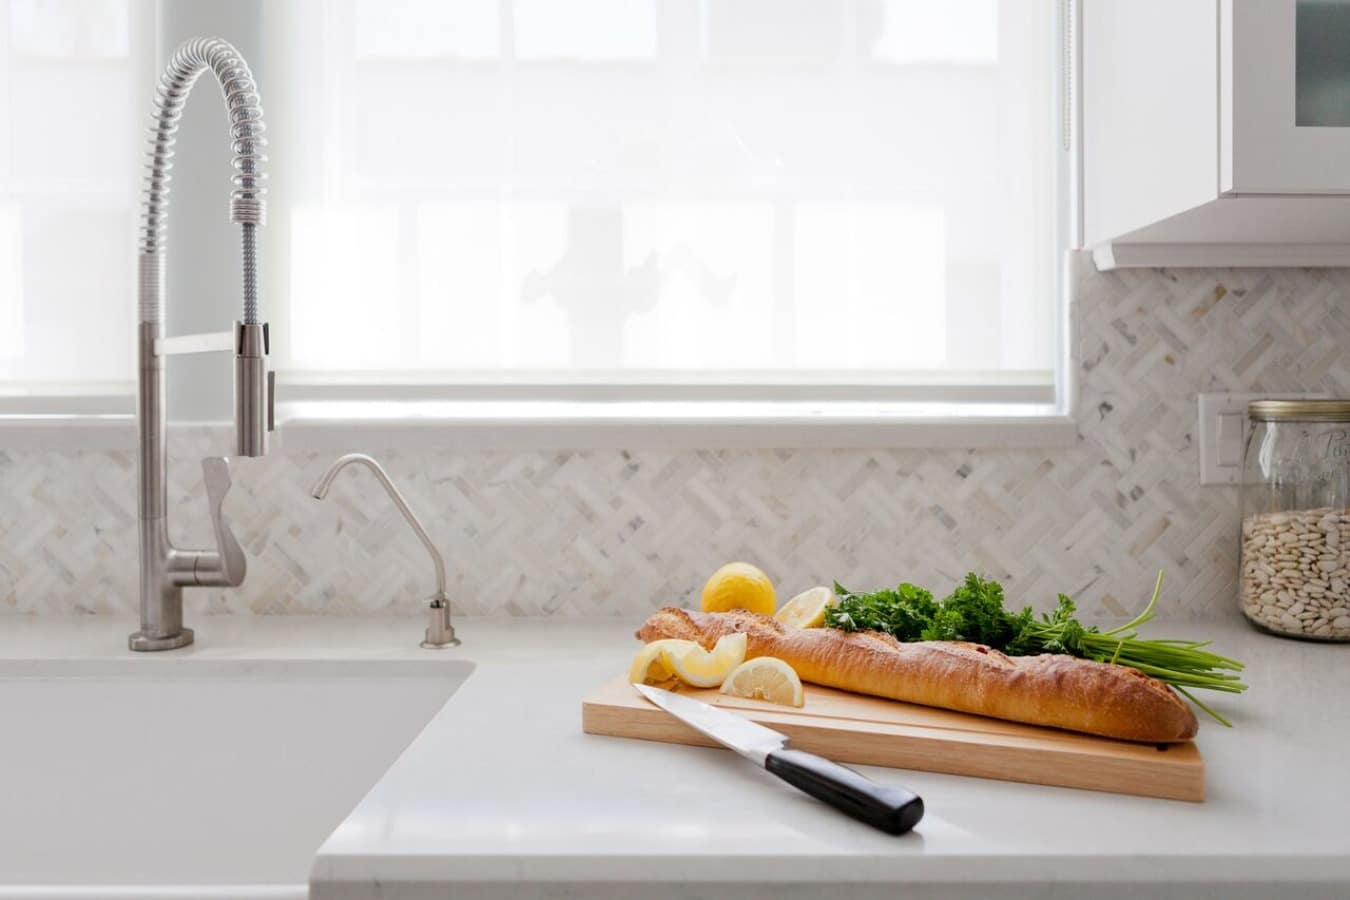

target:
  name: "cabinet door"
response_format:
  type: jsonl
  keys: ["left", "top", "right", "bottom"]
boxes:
{"left": 1224, "top": 0, "right": 1350, "bottom": 194}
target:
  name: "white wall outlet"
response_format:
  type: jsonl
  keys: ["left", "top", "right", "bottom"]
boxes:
{"left": 1198, "top": 392, "right": 1326, "bottom": 485}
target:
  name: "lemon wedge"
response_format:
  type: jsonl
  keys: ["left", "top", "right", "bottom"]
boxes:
{"left": 773, "top": 586, "right": 837, "bottom": 629}
{"left": 666, "top": 633, "right": 748, "bottom": 688}
{"left": 701, "top": 562, "right": 776, "bottom": 617}
{"left": 719, "top": 656, "right": 805, "bottom": 707}
{"left": 628, "top": 639, "right": 701, "bottom": 684}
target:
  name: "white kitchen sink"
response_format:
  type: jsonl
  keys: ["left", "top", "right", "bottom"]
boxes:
{"left": 0, "top": 656, "right": 472, "bottom": 899}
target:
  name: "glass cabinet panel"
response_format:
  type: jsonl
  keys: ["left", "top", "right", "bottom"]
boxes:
{"left": 1296, "top": 0, "right": 1350, "bottom": 126}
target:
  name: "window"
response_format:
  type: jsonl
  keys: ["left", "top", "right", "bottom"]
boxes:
{"left": 1, "top": 1, "right": 1064, "bottom": 414}
{"left": 0, "top": 0, "right": 140, "bottom": 397}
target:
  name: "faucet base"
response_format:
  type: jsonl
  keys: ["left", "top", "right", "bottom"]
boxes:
{"left": 129, "top": 627, "right": 195, "bottom": 652}
{"left": 420, "top": 595, "right": 460, "bottom": 649}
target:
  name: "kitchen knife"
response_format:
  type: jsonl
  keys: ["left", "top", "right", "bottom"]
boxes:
{"left": 634, "top": 683, "right": 924, "bottom": 835}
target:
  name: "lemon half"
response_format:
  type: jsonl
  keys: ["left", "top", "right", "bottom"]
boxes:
{"left": 773, "top": 586, "right": 837, "bottom": 629}
{"left": 628, "top": 639, "right": 701, "bottom": 684}
{"left": 700, "top": 562, "right": 776, "bottom": 616}
{"left": 666, "top": 633, "right": 749, "bottom": 688}
{"left": 719, "top": 656, "right": 805, "bottom": 707}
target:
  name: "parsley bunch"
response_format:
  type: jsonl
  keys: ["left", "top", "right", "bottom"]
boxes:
{"left": 825, "top": 572, "right": 1247, "bottom": 725}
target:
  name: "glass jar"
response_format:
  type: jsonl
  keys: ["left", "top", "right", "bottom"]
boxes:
{"left": 1239, "top": 400, "right": 1350, "bottom": 641}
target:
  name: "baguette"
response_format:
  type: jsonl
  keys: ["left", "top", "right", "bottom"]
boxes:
{"left": 637, "top": 607, "right": 1198, "bottom": 743}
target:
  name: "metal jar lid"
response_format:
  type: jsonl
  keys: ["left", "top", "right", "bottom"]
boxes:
{"left": 1248, "top": 399, "right": 1350, "bottom": 422}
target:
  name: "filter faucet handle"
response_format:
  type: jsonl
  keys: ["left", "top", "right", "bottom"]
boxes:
{"left": 422, "top": 592, "right": 460, "bottom": 649}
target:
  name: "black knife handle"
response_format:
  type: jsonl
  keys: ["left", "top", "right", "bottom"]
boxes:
{"left": 764, "top": 748, "right": 924, "bottom": 835}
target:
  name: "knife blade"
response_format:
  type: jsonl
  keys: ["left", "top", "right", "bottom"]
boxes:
{"left": 634, "top": 684, "right": 924, "bottom": 835}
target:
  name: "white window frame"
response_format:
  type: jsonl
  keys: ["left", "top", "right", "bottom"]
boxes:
{"left": 0, "top": 0, "right": 1079, "bottom": 450}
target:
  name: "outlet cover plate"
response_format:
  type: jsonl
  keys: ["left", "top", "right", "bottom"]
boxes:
{"left": 1198, "top": 392, "right": 1325, "bottom": 485}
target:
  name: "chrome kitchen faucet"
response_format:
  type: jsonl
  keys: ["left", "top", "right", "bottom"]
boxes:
{"left": 129, "top": 38, "right": 273, "bottom": 651}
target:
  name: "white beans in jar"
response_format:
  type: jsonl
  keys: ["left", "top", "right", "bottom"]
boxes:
{"left": 1240, "top": 508, "right": 1350, "bottom": 639}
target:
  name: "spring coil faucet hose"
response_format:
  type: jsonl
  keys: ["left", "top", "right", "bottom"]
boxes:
{"left": 138, "top": 37, "right": 267, "bottom": 324}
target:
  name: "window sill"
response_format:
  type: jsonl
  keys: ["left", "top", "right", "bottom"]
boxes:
{"left": 0, "top": 401, "right": 1078, "bottom": 451}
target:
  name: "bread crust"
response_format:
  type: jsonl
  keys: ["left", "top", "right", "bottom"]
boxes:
{"left": 636, "top": 608, "right": 1198, "bottom": 743}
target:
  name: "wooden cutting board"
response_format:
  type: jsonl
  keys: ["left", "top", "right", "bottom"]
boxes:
{"left": 582, "top": 677, "right": 1204, "bottom": 802}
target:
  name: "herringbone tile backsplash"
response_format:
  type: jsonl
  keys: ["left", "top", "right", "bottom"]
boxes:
{"left": 4, "top": 255, "right": 1349, "bottom": 620}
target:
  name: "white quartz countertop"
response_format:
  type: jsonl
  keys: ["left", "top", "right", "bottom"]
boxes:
{"left": 4, "top": 615, "right": 1347, "bottom": 899}
{"left": 312, "top": 615, "right": 1349, "bottom": 899}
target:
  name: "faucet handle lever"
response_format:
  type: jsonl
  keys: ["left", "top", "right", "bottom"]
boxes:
{"left": 199, "top": 456, "right": 246, "bottom": 587}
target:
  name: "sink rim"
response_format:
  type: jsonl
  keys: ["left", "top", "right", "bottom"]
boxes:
{"left": 0, "top": 655, "right": 477, "bottom": 680}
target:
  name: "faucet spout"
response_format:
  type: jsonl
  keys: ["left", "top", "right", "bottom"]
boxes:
{"left": 311, "top": 454, "right": 460, "bottom": 648}
{"left": 310, "top": 454, "right": 448, "bottom": 597}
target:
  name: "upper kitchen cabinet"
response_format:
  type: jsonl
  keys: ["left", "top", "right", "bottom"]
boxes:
{"left": 1084, "top": 0, "right": 1350, "bottom": 269}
